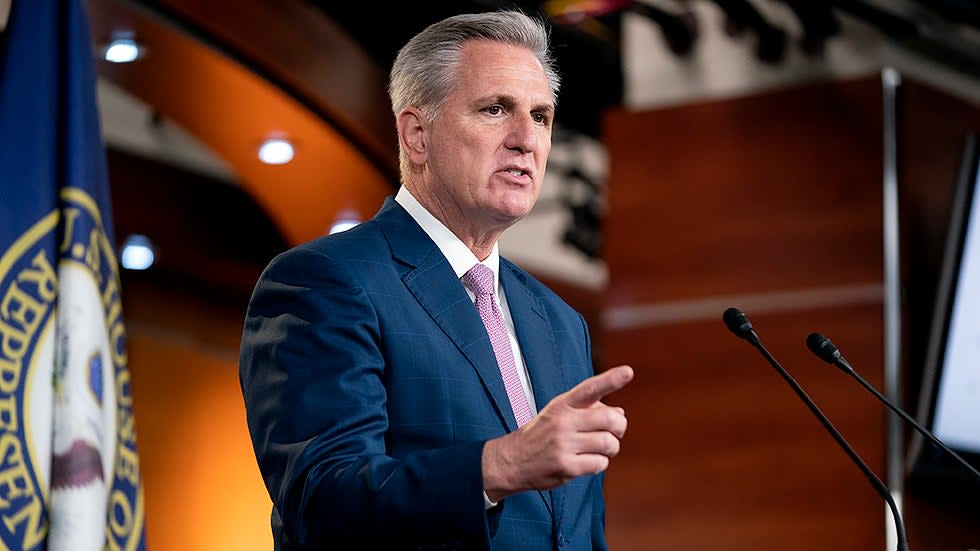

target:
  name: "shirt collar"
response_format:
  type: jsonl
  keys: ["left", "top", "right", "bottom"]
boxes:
{"left": 395, "top": 186, "right": 501, "bottom": 289}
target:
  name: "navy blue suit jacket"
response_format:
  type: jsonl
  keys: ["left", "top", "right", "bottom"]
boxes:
{"left": 240, "top": 197, "right": 607, "bottom": 550}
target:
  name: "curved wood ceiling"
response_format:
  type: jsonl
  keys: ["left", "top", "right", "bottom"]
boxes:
{"left": 87, "top": 0, "right": 397, "bottom": 248}
{"left": 121, "top": 0, "right": 399, "bottom": 177}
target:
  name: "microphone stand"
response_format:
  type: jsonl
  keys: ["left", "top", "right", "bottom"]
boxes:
{"left": 808, "top": 332, "right": 980, "bottom": 482}
{"left": 748, "top": 338, "right": 910, "bottom": 551}
{"left": 724, "top": 309, "right": 910, "bottom": 551}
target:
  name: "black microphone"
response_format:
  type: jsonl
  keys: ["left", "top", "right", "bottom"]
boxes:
{"left": 723, "top": 308, "right": 910, "bottom": 551}
{"left": 807, "top": 331, "right": 980, "bottom": 483}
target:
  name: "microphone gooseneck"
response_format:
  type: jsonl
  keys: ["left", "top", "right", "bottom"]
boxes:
{"left": 807, "top": 332, "right": 980, "bottom": 483}
{"left": 723, "top": 309, "right": 910, "bottom": 551}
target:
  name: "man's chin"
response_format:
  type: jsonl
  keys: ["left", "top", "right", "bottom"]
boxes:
{"left": 493, "top": 195, "right": 536, "bottom": 222}
{"left": 492, "top": 207, "right": 532, "bottom": 227}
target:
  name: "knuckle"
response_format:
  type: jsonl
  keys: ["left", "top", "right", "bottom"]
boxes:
{"left": 606, "top": 434, "right": 620, "bottom": 456}
{"left": 615, "top": 416, "right": 627, "bottom": 437}
{"left": 593, "top": 407, "right": 618, "bottom": 430}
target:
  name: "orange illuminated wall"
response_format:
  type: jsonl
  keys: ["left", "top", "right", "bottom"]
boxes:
{"left": 124, "top": 283, "right": 272, "bottom": 551}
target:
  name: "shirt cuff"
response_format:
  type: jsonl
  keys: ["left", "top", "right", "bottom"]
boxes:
{"left": 483, "top": 491, "right": 498, "bottom": 510}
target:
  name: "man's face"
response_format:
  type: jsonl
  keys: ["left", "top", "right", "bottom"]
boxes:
{"left": 423, "top": 40, "right": 554, "bottom": 232}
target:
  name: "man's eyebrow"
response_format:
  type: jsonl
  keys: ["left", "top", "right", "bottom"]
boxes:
{"left": 474, "top": 95, "right": 554, "bottom": 113}
{"left": 532, "top": 103, "right": 555, "bottom": 115}
{"left": 474, "top": 94, "right": 513, "bottom": 107}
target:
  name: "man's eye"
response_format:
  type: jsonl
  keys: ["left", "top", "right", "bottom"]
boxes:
{"left": 485, "top": 105, "right": 503, "bottom": 115}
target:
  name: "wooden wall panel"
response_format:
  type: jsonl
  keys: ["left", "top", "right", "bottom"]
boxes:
{"left": 602, "top": 78, "right": 884, "bottom": 307}
{"left": 602, "top": 304, "right": 886, "bottom": 551}
{"left": 599, "top": 75, "right": 889, "bottom": 550}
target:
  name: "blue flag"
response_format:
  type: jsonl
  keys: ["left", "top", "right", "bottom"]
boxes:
{"left": 0, "top": 0, "right": 148, "bottom": 550}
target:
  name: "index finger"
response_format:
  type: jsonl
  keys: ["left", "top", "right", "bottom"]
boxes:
{"left": 563, "top": 365, "right": 634, "bottom": 409}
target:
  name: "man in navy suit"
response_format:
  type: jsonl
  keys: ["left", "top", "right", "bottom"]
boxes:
{"left": 239, "top": 10, "right": 634, "bottom": 550}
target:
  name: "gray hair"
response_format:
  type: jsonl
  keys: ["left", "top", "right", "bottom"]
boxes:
{"left": 388, "top": 10, "right": 561, "bottom": 122}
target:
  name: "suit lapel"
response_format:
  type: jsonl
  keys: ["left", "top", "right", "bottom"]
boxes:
{"left": 500, "top": 261, "right": 567, "bottom": 528}
{"left": 374, "top": 198, "right": 518, "bottom": 432}
{"left": 499, "top": 263, "right": 564, "bottom": 411}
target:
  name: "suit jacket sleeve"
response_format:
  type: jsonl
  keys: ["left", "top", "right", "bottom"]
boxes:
{"left": 239, "top": 246, "right": 492, "bottom": 547}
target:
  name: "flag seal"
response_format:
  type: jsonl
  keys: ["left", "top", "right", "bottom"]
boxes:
{"left": 0, "top": 187, "right": 144, "bottom": 551}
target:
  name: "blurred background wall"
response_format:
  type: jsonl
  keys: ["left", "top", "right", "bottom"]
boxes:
{"left": 4, "top": 1, "right": 980, "bottom": 549}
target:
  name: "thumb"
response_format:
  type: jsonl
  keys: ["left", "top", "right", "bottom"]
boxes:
{"left": 563, "top": 365, "right": 634, "bottom": 409}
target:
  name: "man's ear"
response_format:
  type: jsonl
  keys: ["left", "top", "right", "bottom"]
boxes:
{"left": 397, "top": 107, "right": 427, "bottom": 165}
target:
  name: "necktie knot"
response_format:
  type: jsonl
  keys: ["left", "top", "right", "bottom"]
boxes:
{"left": 463, "top": 263, "right": 494, "bottom": 296}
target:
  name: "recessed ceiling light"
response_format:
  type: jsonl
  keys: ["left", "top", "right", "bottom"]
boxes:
{"left": 329, "top": 219, "right": 360, "bottom": 234}
{"left": 329, "top": 211, "right": 361, "bottom": 234}
{"left": 120, "top": 234, "right": 155, "bottom": 270}
{"left": 258, "top": 138, "right": 294, "bottom": 165}
{"left": 104, "top": 38, "right": 142, "bottom": 63}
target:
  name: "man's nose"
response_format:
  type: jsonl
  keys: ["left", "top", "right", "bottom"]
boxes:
{"left": 504, "top": 114, "right": 543, "bottom": 154}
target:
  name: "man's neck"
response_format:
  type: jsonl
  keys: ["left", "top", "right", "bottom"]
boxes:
{"left": 403, "top": 182, "right": 505, "bottom": 260}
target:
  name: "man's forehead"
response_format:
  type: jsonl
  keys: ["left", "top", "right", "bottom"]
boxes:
{"left": 455, "top": 44, "right": 553, "bottom": 103}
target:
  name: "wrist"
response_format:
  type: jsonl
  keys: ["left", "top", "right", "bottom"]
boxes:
{"left": 482, "top": 437, "right": 516, "bottom": 502}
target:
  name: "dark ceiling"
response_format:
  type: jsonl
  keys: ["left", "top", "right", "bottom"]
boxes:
{"left": 308, "top": 0, "right": 626, "bottom": 140}
{"left": 307, "top": 0, "right": 980, "bottom": 138}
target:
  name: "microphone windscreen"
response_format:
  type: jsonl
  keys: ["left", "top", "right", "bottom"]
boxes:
{"left": 806, "top": 332, "right": 840, "bottom": 364}
{"left": 723, "top": 307, "right": 753, "bottom": 339}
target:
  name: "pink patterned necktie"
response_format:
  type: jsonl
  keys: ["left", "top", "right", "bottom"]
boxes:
{"left": 462, "top": 263, "right": 534, "bottom": 427}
